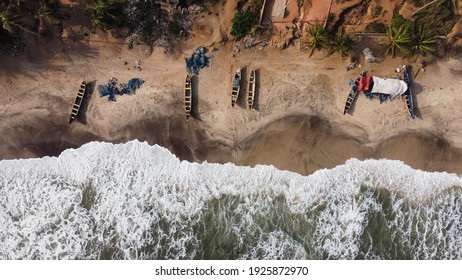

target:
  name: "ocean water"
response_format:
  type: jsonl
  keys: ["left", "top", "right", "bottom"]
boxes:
{"left": 0, "top": 140, "right": 461, "bottom": 260}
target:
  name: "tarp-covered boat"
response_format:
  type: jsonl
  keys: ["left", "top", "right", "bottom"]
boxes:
{"left": 344, "top": 72, "right": 409, "bottom": 115}
{"left": 369, "top": 76, "right": 407, "bottom": 99}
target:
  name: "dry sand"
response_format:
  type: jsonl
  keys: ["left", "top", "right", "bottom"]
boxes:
{"left": 1, "top": 2, "right": 462, "bottom": 175}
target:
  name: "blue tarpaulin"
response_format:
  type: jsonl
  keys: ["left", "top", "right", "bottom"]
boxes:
{"left": 98, "top": 77, "right": 144, "bottom": 101}
{"left": 185, "top": 46, "right": 214, "bottom": 75}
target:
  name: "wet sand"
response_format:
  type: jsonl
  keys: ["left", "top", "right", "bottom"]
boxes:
{"left": 2, "top": 112, "right": 462, "bottom": 176}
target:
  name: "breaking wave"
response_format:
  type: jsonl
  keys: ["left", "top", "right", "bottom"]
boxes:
{"left": 0, "top": 140, "right": 461, "bottom": 259}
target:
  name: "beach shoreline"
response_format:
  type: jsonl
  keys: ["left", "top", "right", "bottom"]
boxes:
{"left": 1, "top": 25, "right": 462, "bottom": 175}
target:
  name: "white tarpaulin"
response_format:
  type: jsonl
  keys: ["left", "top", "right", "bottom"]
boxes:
{"left": 363, "top": 48, "right": 377, "bottom": 62}
{"left": 371, "top": 76, "right": 408, "bottom": 98}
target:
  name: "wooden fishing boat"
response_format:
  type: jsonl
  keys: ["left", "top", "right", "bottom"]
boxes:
{"left": 184, "top": 73, "right": 192, "bottom": 120}
{"left": 343, "top": 77, "right": 360, "bottom": 115}
{"left": 401, "top": 65, "right": 415, "bottom": 119}
{"left": 247, "top": 70, "right": 256, "bottom": 109}
{"left": 69, "top": 80, "right": 86, "bottom": 124}
{"left": 231, "top": 68, "right": 241, "bottom": 107}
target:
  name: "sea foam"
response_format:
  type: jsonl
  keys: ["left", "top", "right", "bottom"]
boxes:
{"left": 0, "top": 140, "right": 461, "bottom": 259}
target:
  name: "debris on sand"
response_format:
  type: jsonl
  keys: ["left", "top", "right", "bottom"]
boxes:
{"left": 98, "top": 77, "right": 144, "bottom": 101}
{"left": 185, "top": 46, "right": 214, "bottom": 75}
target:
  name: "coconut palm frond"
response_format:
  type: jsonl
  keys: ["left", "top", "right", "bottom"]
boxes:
{"left": 305, "top": 24, "right": 330, "bottom": 57}
{"left": 38, "top": 0, "right": 62, "bottom": 26}
{"left": 329, "top": 28, "right": 353, "bottom": 57}
{"left": 0, "top": 3, "right": 21, "bottom": 34}
{"left": 380, "top": 24, "right": 412, "bottom": 57}
{"left": 86, "top": 0, "right": 125, "bottom": 30}
{"left": 405, "top": 24, "right": 437, "bottom": 57}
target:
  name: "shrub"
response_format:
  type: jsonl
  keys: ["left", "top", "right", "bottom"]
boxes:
{"left": 303, "top": 24, "right": 330, "bottom": 57}
{"left": 168, "top": 21, "right": 182, "bottom": 36}
{"left": 86, "top": 0, "right": 126, "bottom": 30}
{"left": 405, "top": 24, "right": 437, "bottom": 57}
{"left": 414, "top": 0, "right": 457, "bottom": 35}
{"left": 380, "top": 24, "right": 412, "bottom": 57}
{"left": 329, "top": 28, "right": 353, "bottom": 57}
{"left": 230, "top": 8, "right": 256, "bottom": 37}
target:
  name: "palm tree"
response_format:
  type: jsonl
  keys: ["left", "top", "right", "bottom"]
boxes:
{"left": 37, "top": 0, "right": 62, "bottom": 33}
{"left": 0, "top": 2, "right": 39, "bottom": 35}
{"left": 405, "top": 24, "right": 437, "bottom": 57}
{"left": 304, "top": 24, "right": 330, "bottom": 57}
{"left": 0, "top": 2, "right": 20, "bottom": 34}
{"left": 329, "top": 27, "right": 353, "bottom": 58}
{"left": 86, "top": 0, "right": 125, "bottom": 30}
{"left": 380, "top": 24, "right": 412, "bottom": 57}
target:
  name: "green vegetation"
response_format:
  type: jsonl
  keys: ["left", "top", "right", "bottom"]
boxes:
{"left": 303, "top": 25, "right": 353, "bottom": 58}
{"left": 383, "top": 13, "right": 440, "bottom": 58}
{"left": 329, "top": 28, "right": 353, "bottom": 57}
{"left": 391, "top": 14, "right": 413, "bottom": 30}
{"left": 381, "top": 4, "right": 453, "bottom": 58}
{"left": 304, "top": 24, "right": 330, "bottom": 57}
{"left": 0, "top": 0, "right": 455, "bottom": 58}
{"left": 85, "top": 0, "right": 125, "bottom": 30}
{"left": 38, "top": 0, "right": 62, "bottom": 26}
{"left": 251, "top": 0, "right": 264, "bottom": 13}
{"left": 405, "top": 24, "right": 438, "bottom": 57}
{"left": 173, "top": 13, "right": 182, "bottom": 21}
{"left": 127, "top": 0, "right": 170, "bottom": 45}
{"left": 168, "top": 21, "right": 182, "bottom": 36}
{"left": 0, "top": 1, "right": 40, "bottom": 36}
{"left": 37, "top": 0, "right": 63, "bottom": 33}
{"left": 381, "top": 25, "right": 412, "bottom": 57}
{"left": 0, "top": 0, "right": 185, "bottom": 53}
{"left": 230, "top": 8, "right": 256, "bottom": 37}
{"left": 414, "top": 0, "right": 457, "bottom": 36}
{"left": 0, "top": 2, "right": 20, "bottom": 34}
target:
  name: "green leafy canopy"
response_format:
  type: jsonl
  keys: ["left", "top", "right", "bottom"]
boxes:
{"left": 230, "top": 8, "right": 256, "bottom": 37}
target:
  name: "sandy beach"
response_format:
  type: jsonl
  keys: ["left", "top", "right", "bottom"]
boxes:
{"left": 1, "top": 1, "right": 462, "bottom": 175}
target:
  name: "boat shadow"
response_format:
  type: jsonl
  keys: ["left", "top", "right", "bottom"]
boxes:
{"left": 409, "top": 66, "right": 423, "bottom": 119}
{"left": 411, "top": 81, "right": 423, "bottom": 119}
{"left": 191, "top": 74, "right": 202, "bottom": 121}
{"left": 252, "top": 68, "right": 261, "bottom": 111}
{"left": 76, "top": 80, "right": 96, "bottom": 125}
{"left": 235, "top": 66, "right": 247, "bottom": 109}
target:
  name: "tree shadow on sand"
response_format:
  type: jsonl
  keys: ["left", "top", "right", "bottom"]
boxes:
{"left": 76, "top": 80, "right": 96, "bottom": 125}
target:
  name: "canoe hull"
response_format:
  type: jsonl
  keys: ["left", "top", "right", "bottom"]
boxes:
{"left": 402, "top": 65, "right": 415, "bottom": 119}
{"left": 247, "top": 70, "right": 256, "bottom": 109}
{"left": 231, "top": 69, "right": 241, "bottom": 107}
{"left": 69, "top": 81, "right": 86, "bottom": 124}
{"left": 185, "top": 74, "right": 192, "bottom": 120}
{"left": 343, "top": 77, "right": 360, "bottom": 115}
